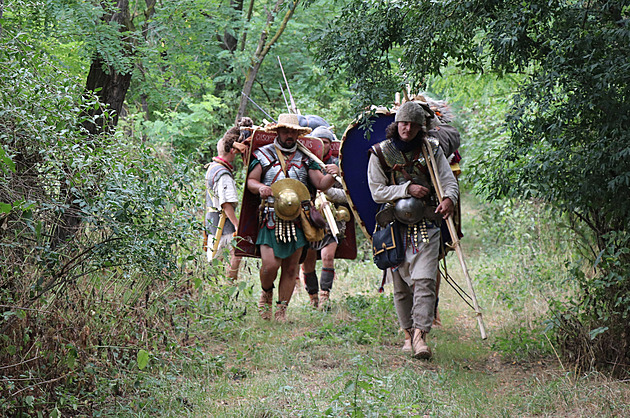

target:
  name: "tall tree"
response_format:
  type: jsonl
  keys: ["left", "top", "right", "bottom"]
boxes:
{"left": 82, "top": 0, "right": 135, "bottom": 134}
{"left": 236, "top": 0, "right": 302, "bottom": 120}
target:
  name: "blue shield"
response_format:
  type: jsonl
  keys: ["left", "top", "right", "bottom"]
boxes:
{"left": 339, "top": 112, "right": 395, "bottom": 239}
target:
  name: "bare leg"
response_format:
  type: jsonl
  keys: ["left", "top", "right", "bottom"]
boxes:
{"left": 227, "top": 248, "right": 242, "bottom": 281}
{"left": 320, "top": 242, "right": 337, "bottom": 270}
{"left": 258, "top": 245, "right": 280, "bottom": 320}
{"left": 302, "top": 248, "right": 317, "bottom": 273}
{"left": 278, "top": 249, "right": 302, "bottom": 303}
{"left": 259, "top": 245, "right": 281, "bottom": 289}
{"left": 274, "top": 248, "right": 303, "bottom": 321}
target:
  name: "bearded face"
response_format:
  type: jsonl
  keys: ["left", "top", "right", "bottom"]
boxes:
{"left": 276, "top": 127, "right": 298, "bottom": 148}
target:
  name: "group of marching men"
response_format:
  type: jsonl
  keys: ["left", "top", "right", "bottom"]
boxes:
{"left": 204, "top": 97, "right": 462, "bottom": 360}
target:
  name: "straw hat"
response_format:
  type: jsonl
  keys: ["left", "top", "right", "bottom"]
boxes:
{"left": 267, "top": 113, "right": 312, "bottom": 135}
{"left": 270, "top": 178, "right": 310, "bottom": 221}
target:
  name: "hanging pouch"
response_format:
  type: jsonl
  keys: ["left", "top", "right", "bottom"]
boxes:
{"left": 300, "top": 202, "right": 325, "bottom": 242}
{"left": 372, "top": 221, "right": 405, "bottom": 270}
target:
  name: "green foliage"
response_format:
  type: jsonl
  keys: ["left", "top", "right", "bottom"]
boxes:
{"left": 0, "top": 11, "right": 214, "bottom": 415}
{"left": 491, "top": 324, "right": 554, "bottom": 363}
{"left": 317, "top": 0, "right": 630, "bottom": 375}
{"left": 316, "top": 0, "right": 630, "bottom": 240}
{"left": 325, "top": 356, "right": 397, "bottom": 417}
{"left": 312, "top": 0, "right": 407, "bottom": 110}
{"left": 138, "top": 93, "right": 227, "bottom": 157}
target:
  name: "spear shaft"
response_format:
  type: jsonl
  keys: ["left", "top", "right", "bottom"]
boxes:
{"left": 241, "top": 92, "right": 276, "bottom": 122}
{"left": 277, "top": 56, "right": 299, "bottom": 114}
{"left": 421, "top": 139, "right": 487, "bottom": 340}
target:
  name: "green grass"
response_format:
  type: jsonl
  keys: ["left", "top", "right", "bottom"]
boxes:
{"left": 91, "top": 193, "right": 630, "bottom": 417}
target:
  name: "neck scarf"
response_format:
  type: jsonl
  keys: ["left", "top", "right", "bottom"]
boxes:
{"left": 274, "top": 137, "right": 297, "bottom": 154}
{"left": 392, "top": 135, "right": 423, "bottom": 153}
{"left": 322, "top": 149, "right": 333, "bottom": 163}
{"left": 212, "top": 156, "right": 233, "bottom": 171}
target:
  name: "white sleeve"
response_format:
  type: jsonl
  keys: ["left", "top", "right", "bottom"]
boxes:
{"left": 214, "top": 174, "right": 239, "bottom": 207}
{"left": 434, "top": 147, "right": 459, "bottom": 206}
{"left": 367, "top": 153, "right": 411, "bottom": 204}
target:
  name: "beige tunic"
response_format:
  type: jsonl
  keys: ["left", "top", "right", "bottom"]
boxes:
{"left": 367, "top": 144, "right": 458, "bottom": 283}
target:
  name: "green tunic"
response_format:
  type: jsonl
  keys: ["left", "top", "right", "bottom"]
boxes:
{"left": 256, "top": 225, "right": 308, "bottom": 259}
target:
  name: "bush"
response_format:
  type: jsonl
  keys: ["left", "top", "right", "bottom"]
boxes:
{"left": 0, "top": 26, "right": 212, "bottom": 416}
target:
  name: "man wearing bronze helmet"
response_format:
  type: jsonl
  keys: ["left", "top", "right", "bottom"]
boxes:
{"left": 247, "top": 114, "right": 336, "bottom": 322}
{"left": 367, "top": 101, "right": 459, "bottom": 359}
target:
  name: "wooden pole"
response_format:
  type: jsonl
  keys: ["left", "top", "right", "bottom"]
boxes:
{"left": 296, "top": 142, "right": 343, "bottom": 184}
{"left": 422, "top": 140, "right": 487, "bottom": 340}
{"left": 210, "top": 212, "right": 228, "bottom": 260}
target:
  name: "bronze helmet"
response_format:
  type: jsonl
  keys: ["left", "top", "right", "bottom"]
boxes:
{"left": 335, "top": 206, "right": 351, "bottom": 222}
{"left": 393, "top": 197, "right": 426, "bottom": 225}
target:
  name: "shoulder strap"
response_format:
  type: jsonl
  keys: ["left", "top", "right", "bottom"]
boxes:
{"left": 371, "top": 143, "right": 390, "bottom": 173}
{"left": 274, "top": 146, "right": 289, "bottom": 177}
{"left": 206, "top": 164, "right": 230, "bottom": 192}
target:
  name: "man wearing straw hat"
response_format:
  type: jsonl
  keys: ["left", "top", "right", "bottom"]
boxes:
{"left": 247, "top": 113, "right": 337, "bottom": 322}
{"left": 367, "top": 101, "right": 459, "bottom": 359}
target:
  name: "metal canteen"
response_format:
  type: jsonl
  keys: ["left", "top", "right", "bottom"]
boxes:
{"left": 393, "top": 197, "right": 426, "bottom": 225}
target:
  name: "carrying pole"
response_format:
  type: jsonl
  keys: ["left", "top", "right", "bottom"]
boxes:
{"left": 421, "top": 140, "right": 487, "bottom": 340}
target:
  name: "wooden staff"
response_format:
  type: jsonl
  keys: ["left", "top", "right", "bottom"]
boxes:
{"left": 422, "top": 140, "right": 488, "bottom": 340}
{"left": 210, "top": 212, "right": 227, "bottom": 260}
{"left": 315, "top": 191, "right": 340, "bottom": 240}
{"left": 296, "top": 141, "right": 343, "bottom": 184}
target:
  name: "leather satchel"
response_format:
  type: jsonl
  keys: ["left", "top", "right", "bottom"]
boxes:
{"left": 372, "top": 221, "right": 405, "bottom": 270}
{"left": 309, "top": 205, "right": 327, "bottom": 229}
{"left": 300, "top": 203, "right": 325, "bottom": 242}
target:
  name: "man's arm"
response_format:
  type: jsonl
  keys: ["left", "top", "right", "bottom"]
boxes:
{"left": 247, "top": 163, "right": 272, "bottom": 198}
{"left": 215, "top": 174, "right": 240, "bottom": 227}
{"left": 367, "top": 154, "right": 410, "bottom": 203}
{"left": 324, "top": 187, "right": 347, "bottom": 204}
{"left": 308, "top": 169, "right": 335, "bottom": 191}
{"left": 221, "top": 202, "right": 239, "bottom": 229}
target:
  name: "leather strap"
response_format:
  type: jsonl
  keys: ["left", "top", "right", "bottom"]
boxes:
{"left": 275, "top": 146, "right": 290, "bottom": 177}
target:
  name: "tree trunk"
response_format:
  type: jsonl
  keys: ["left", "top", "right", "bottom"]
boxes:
{"left": 81, "top": 0, "right": 134, "bottom": 135}
{"left": 236, "top": 0, "right": 300, "bottom": 121}
{"left": 240, "top": 0, "right": 256, "bottom": 52}
{"left": 52, "top": 0, "right": 134, "bottom": 248}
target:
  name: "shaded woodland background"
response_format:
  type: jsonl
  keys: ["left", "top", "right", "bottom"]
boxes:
{"left": 1, "top": 1, "right": 629, "bottom": 415}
